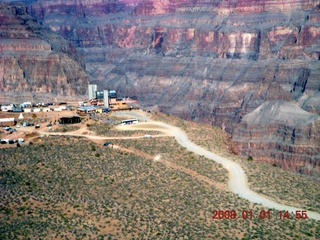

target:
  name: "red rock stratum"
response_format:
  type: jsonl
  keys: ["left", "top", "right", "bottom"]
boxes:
{"left": 0, "top": 3, "right": 89, "bottom": 103}
{"left": 1, "top": 0, "right": 320, "bottom": 177}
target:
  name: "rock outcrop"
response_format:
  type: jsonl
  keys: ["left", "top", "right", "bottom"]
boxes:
{"left": 2, "top": 0, "right": 320, "bottom": 177}
{"left": 0, "top": 3, "right": 89, "bottom": 103}
{"left": 234, "top": 101, "right": 320, "bottom": 177}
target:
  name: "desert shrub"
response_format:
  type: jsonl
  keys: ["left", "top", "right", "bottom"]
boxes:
{"left": 50, "top": 125, "right": 80, "bottom": 132}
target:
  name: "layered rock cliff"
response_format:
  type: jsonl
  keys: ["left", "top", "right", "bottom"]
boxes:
{"left": 2, "top": 0, "right": 320, "bottom": 177}
{"left": 0, "top": 2, "right": 89, "bottom": 103}
{"left": 234, "top": 101, "right": 320, "bottom": 177}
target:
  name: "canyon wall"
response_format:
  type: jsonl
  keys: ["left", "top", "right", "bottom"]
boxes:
{"left": 2, "top": 0, "right": 320, "bottom": 177}
{"left": 0, "top": 3, "right": 89, "bottom": 103}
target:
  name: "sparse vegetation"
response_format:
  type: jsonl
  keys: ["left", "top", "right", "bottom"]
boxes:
{"left": 49, "top": 125, "right": 80, "bottom": 132}
{"left": 0, "top": 112, "right": 319, "bottom": 239}
{"left": 151, "top": 112, "right": 320, "bottom": 212}
{"left": 88, "top": 122, "right": 161, "bottom": 137}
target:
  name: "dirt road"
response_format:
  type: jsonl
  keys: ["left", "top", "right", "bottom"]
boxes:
{"left": 16, "top": 110, "right": 320, "bottom": 221}
{"left": 117, "top": 121, "right": 320, "bottom": 221}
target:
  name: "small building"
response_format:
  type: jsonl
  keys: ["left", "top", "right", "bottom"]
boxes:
{"left": 24, "top": 108, "right": 32, "bottom": 113}
{"left": 59, "top": 116, "right": 81, "bottom": 124}
{"left": 77, "top": 106, "right": 97, "bottom": 116}
{"left": 59, "top": 105, "right": 67, "bottom": 111}
{"left": 53, "top": 107, "right": 62, "bottom": 112}
{"left": 33, "top": 108, "right": 41, "bottom": 113}
{"left": 42, "top": 107, "right": 52, "bottom": 112}
{"left": 0, "top": 118, "right": 16, "bottom": 126}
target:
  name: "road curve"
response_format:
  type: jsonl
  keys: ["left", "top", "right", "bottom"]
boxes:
{"left": 122, "top": 121, "right": 320, "bottom": 221}
{"left": 33, "top": 121, "right": 320, "bottom": 221}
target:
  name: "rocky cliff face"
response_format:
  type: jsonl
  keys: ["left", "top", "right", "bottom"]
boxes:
{"left": 234, "top": 101, "right": 320, "bottom": 177}
{"left": 0, "top": 3, "right": 89, "bottom": 103}
{"left": 3, "top": 0, "right": 320, "bottom": 177}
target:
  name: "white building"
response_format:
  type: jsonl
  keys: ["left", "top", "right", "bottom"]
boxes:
{"left": 59, "top": 105, "right": 67, "bottom": 110}
{"left": 0, "top": 118, "right": 16, "bottom": 126}
{"left": 103, "top": 90, "right": 109, "bottom": 108}
{"left": 42, "top": 107, "right": 52, "bottom": 112}
{"left": 88, "top": 84, "right": 97, "bottom": 100}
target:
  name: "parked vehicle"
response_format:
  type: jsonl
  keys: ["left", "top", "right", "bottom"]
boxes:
{"left": 18, "top": 138, "right": 24, "bottom": 143}
{"left": 9, "top": 128, "right": 16, "bottom": 134}
{"left": 35, "top": 124, "right": 41, "bottom": 129}
{"left": 0, "top": 140, "right": 7, "bottom": 144}
{"left": 103, "top": 142, "right": 113, "bottom": 146}
{"left": 3, "top": 126, "right": 10, "bottom": 131}
{"left": 8, "top": 140, "right": 14, "bottom": 144}
{"left": 47, "top": 123, "right": 52, "bottom": 127}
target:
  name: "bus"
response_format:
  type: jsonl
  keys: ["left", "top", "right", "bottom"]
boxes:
{"left": 121, "top": 118, "right": 138, "bottom": 125}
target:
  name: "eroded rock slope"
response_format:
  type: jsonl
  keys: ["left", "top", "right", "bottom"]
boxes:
{"left": 3, "top": 0, "right": 320, "bottom": 177}
{"left": 0, "top": 3, "right": 89, "bottom": 103}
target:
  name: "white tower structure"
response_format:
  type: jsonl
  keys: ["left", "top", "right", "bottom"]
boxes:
{"left": 88, "top": 84, "right": 97, "bottom": 100}
{"left": 103, "top": 90, "right": 109, "bottom": 108}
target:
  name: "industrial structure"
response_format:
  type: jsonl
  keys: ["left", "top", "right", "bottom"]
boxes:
{"left": 86, "top": 84, "right": 137, "bottom": 111}
{"left": 88, "top": 84, "right": 98, "bottom": 100}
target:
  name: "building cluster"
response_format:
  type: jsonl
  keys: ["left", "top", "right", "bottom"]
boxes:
{"left": 0, "top": 102, "right": 68, "bottom": 113}
{"left": 0, "top": 84, "right": 138, "bottom": 128}
{"left": 87, "top": 84, "right": 138, "bottom": 111}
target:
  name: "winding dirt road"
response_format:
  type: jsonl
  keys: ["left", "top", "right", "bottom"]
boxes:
{"left": 117, "top": 121, "right": 320, "bottom": 221}
{"left": 24, "top": 114, "right": 320, "bottom": 221}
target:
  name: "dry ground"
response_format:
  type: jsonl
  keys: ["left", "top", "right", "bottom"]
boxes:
{"left": 1, "top": 136, "right": 319, "bottom": 239}
{"left": 0, "top": 110, "right": 319, "bottom": 239}
{"left": 151, "top": 112, "right": 320, "bottom": 213}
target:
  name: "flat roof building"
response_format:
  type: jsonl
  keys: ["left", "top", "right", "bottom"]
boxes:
{"left": 59, "top": 116, "right": 81, "bottom": 124}
{"left": 0, "top": 118, "right": 16, "bottom": 126}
